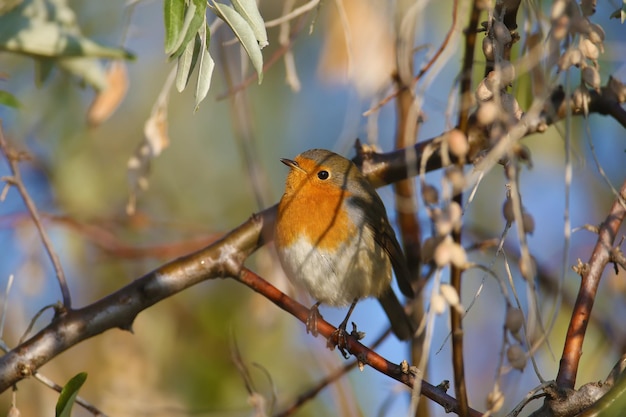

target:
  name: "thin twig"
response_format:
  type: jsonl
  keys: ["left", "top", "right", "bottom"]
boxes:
{"left": 0, "top": 123, "right": 72, "bottom": 309}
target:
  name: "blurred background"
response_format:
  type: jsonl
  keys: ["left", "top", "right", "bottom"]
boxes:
{"left": 0, "top": 0, "right": 625, "bottom": 416}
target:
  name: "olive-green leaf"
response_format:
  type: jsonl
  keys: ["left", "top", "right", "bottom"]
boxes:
{"left": 55, "top": 372, "right": 87, "bottom": 417}
{"left": 168, "top": 0, "right": 206, "bottom": 58}
{"left": 57, "top": 56, "right": 108, "bottom": 91}
{"left": 212, "top": 1, "right": 263, "bottom": 83}
{"left": 0, "top": 90, "right": 20, "bottom": 108}
{"left": 164, "top": 0, "right": 185, "bottom": 53}
{"left": 175, "top": 33, "right": 200, "bottom": 92}
{"left": 0, "top": 1, "right": 133, "bottom": 59}
{"left": 194, "top": 22, "right": 215, "bottom": 111}
{"left": 231, "top": 0, "right": 268, "bottom": 48}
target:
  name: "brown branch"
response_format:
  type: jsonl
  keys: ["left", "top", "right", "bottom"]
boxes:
{"left": 450, "top": 0, "right": 486, "bottom": 414}
{"left": 0, "top": 207, "right": 271, "bottom": 392}
{"left": 556, "top": 180, "right": 626, "bottom": 389}
{"left": 0, "top": 123, "right": 72, "bottom": 310}
{"left": 237, "top": 268, "right": 484, "bottom": 417}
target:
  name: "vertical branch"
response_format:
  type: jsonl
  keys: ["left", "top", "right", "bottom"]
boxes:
{"left": 393, "top": 79, "right": 427, "bottom": 416}
{"left": 556, "top": 180, "right": 626, "bottom": 389}
{"left": 452, "top": 1, "right": 483, "bottom": 415}
{"left": 0, "top": 123, "right": 72, "bottom": 310}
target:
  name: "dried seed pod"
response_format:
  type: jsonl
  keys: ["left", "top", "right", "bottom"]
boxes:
{"left": 449, "top": 242, "right": 468, "bottom": 268}
{"left": 431, "top": 293, "right": 446, "bottom": 314}
{"left": 476, "top": 78, "right": 495, "bottom": 101}
{"left": 572, "top": 85, "right": 590, "bottom": 110}
{"left": 522, "top": 212, "right": 535, "bottom": 234}
{"left": 422, "top": 183, "right": 439, "bottom": 205}
{"left": 588, "top": 23, "right": 605, "bottom": 44}
{"left": 505, "top": 307, "right": 524, "bottom": 334}
{"left": 519, "top": 255, "right": 537, "bottom": 282}
{"left": 501, "top": 92, "right": 523, "bottom": 120}
{"left": 570, "top": 16, "right": 591, "bottom": 35}
{"left": 502, "top": 199, "right": 515, "bottom": 223}
{"left": 434, "top": 236, "right": 453, "bottom": 267}
{"left": 582, "top": 66, "right": 601, "bottom": 91}
{"left": 476, "top": 101, "right": 499, "bottom": 125}
{"left": 581, "top": 0, "right": 596, "bottom": 16}
{"left": 440, "top": 283, "right": 464, "bottom": 313}
{"left": 558, "top": 48, "right": 583, "bottom": 70}
{"left": 498, "top": 60, "right": 516, "bottom": 86}
{"left": 7, "top": 406, "right": 21, "bottom": 417}
{"left": 493, "top": 21, "right": 512, "bottom": 46}
{"left": 448, "top": 129, "right": 470, "bottom": 159}
{"left": 579, "top": 37, "right": 600, "bottom": 61}
{"left": 483, "top": 36, "right": 496, "bottom": 60}
{"left": 507, "top": 345, "right": 527, "bottom": 371}
{"left": 445, "top": 166, "right": 466, "bottom": 196}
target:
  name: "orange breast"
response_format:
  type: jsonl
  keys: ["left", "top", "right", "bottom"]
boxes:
{"left": 276, "top": 180, "right": 356, "bottom": 252}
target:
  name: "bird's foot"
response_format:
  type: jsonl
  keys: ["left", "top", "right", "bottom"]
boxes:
{"left": 306, "top": 303, "right": 323, "bottom": 337}
{"left": 328, "top": 322, "right": 365, "bottom": 359}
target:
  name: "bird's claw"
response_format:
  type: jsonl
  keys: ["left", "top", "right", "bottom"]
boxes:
{"left": 306, "top": 304, "right": 323, "bottom": 337}
{"left": 327, "top": 322, "right": 364, "bottom": 359}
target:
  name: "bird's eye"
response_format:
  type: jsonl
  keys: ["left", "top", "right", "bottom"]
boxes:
{"left": 317, "top": 170, "right": 329, "bottom": 180}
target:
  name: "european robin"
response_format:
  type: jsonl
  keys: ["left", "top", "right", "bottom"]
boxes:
{"left": 275, "top": 149, "right": 414, "bottom": 348}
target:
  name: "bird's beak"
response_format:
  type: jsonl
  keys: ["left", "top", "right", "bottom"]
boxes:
{"left": 280, "top": 158, "right": 306, "bottom": 173}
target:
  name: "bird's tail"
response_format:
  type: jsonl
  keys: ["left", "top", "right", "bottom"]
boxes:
{"left": 377, "top": 287, "right": 414, "bottom": 340}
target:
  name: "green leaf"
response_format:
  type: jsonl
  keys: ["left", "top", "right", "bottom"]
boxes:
{"left": 0, "top": 2, "right": 134, "bottom": 59}
{"left": 168, "top": 0, "right": 206, "bottom": 58}
{"left": 231, "top": 0, "right": 268, "bottom": 48}
{"left": 57, "top": 57, "right": 108, "bottom": 91}
{"left": 212, "top": 1, "right": 263, "bottom": 83}
{"left": 55, "top": 372, "right": 87, "bottom": 417}
{"left": 194, "top": 22, "right": 215, "bottom": 111}
{"left": 175, "top": 32, "right": 200, "bottom": 92}
{"left": 0, "top": 90, "right": 20, "bottom": 108}
{"left": 34, "top": 58, "right": 55, "bottom": 87}
{"left": 164, "top": 0, "right": 185, "bottom": 52}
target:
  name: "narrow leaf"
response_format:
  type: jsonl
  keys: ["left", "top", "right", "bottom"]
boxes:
{"left": 0, "top": 90, "right": 20, "bottom": 108}
{"left": 212, "top": 1, "right": 263, "bottom": 83}
{"left": 231, "top": 0, "right": 268, "bottom": 48}
{"left": 194, "top": 23, "right": 215, "bottom": 111}
{"left": 164, "top": 0, "right": 185, "bottom": 52}
{"left": 175, "top": 34, "right": 198, "bottom": 92}
{"left": 168, "top": 0, "right": 206, "bottom": 58}
{"left": 55, "top": 372, "right": 88, "bottom": 417}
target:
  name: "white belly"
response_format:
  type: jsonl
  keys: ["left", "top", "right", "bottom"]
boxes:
{"left": 276, "top": 228, "right": 392, "bottom": 307}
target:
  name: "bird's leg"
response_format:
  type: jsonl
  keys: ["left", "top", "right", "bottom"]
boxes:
{"left": 306, "top": 301, "right": 323, "bottom": 336}
{"left": 328, "top": 298, "right": 362, "bottom": 359}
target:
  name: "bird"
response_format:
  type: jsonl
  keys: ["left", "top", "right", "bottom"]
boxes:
{"left": 274, "top": 149, "right": 414, "bottom": 353}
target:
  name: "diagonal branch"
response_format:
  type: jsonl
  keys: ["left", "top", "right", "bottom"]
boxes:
{"left": 236, "top": 268, "right": 484, "bottom": 417}
{"left": 555, "top": 180, "right": 626, "bottom": 389}
{"left": 0, "top": 207, "right": 271, "bottom": 392}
